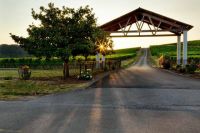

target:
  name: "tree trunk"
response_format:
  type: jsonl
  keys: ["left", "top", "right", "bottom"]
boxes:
{"left": 63, "top": 60, "right": 69, "bottom": 79}
{"left": 85, "top": 55, "right": 88, "bottom": 61}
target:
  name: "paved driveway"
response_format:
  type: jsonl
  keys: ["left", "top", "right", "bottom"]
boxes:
{"left": 0, "top": 49, "right": 200, "bottom": 133}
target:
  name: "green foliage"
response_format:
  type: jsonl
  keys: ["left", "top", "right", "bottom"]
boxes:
{"left": 185, "top": 63, "right": 197, "bottom": 74}
{"left": 10, "top": 3, "right": 96, "bottom": 60}
{"left": 77, "top": 69, "right": 93, "bottom": 80}
{"left": 0, "top": 58, "right": 62, "bottom": 68}
{"left": 150, "top": 40, "right": 200, "bottom": 67}
{"left": 95, "top": 29, "right": 114, "bottom": 55}
{"left": 175, "top": 63, "right": 197, "bottom": 73}
{"left": 158, "top": 55, "right": 171, "bottom": 69}
{"left": 10, "top": 3, "right": 105, "bottom": 78}
{"left": 0, "top": 47, "right": 139, "bottom": 68}
{"left": 3, "top": 76, "right": 13, "bottom": 80}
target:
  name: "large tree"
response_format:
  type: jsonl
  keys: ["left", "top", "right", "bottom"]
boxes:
{"left": 10, "top": 3, "right": 100, "bottom": 78}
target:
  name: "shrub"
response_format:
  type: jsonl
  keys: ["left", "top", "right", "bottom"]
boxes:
{"left": 77, "top": 69, "right": 92, "bottom": 80}
{"left": 159, "top": 55, "right": 171, "bottom": 69}
{"left": 176, "top": 63, "right": 197, "bottom": 73}
{"left": 176, "top": 65, "right": 186, "bottom": 73}
{"left": 18, "top": 65, "right": 31, "bottom": 80}
{"left": 3, "top": 76, "right": 13, "bottom": 80}
{"left": 185, "top": 63, "right": 197, "bottom": 74}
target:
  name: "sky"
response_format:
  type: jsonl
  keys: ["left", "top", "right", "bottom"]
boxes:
{"left": 0, "top": 0, "right": 200, "bottom": 49}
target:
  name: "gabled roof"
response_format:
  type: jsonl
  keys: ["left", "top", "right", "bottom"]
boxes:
{"left": 100, "top": 8, "right": 193, "bottom": 35}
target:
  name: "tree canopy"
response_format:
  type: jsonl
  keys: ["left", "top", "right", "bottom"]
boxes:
{"left": 10, "top": 3, "right": 112, "bottom": 78}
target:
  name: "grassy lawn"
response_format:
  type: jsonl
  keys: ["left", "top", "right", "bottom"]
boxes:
{"left": 0, "top": 69, "right": 63, "bottom": 78}
{"left": 0, "top": 68, "right": 81, "bottom": 79}
{"left": 0, "top": 78, "right": 88, "bottom": 100}
{"left": 0, "top": 68, "right": 88, "bottom": 100}
{"left": 121, "top": 58, "right": 135, "bottom": 68}
{"left": 150, "top": 40, "right": 200, "bottom": 58}
{"left": 121, "top": 49, "right": 142, "bottom": 68}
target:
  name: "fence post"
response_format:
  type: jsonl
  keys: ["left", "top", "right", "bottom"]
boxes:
{"left": 79, "top": 62, "right": 82, "bottom": 76}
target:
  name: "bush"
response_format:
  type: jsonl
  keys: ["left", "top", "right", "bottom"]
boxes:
{"left": 176, "top": 65, "right": 186, "bottom": 73}
{"left": 158, "top": 55, "right": 171, "bottom": 69}
{"left": 3, "top": 76, "right": 13, "bottom": 80}
{"left": 185, "top": 63, "right": 197, "bottom": 74}
{"left": 175, "top": 63, "right": 197, "bottom": 73}
{"left": 176, "top": 64, "right": 181, "bottom": 70}
{"left": 77, "top": 69, "right": 92, "bottom": 80}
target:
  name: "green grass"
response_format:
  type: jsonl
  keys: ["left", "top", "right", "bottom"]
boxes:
{"left": 114, "top": 47, "right": 139, "bottom": 54}
{"left": 121, "top": 49, "right": 142, "bottom": 68}
{"left": 0, "top": 69, "right": 64, "bottom": 78}
{"left": 121, "top": 58, "right": 135, "bottom": 68}
{"left": 150, "top": 40, "right": 200, "bottom": 71}
{"left": 0, "top": 79, "right": 87, "bottom": 100}
{"left": 150, "top": 40, "right": 200, "bottom": 58}
{"left": 76, "top": 47, "right": 140, "bottom": 60}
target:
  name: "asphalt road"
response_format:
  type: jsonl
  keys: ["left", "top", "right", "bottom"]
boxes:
{"left": 0, "top": 49, "right": 200, "bottom": 133}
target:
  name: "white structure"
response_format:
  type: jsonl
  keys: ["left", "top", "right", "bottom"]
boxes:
{"left": 183, "top": 31, "right": 188, "bottom": 65}
{"left": 102, "top": 55, "right": 106, "bottom": 68}
{"left": 95, "top": 52, "right": 100, "bottom": 69}
{"left": 177, "top": 36, "right": 181, "bottom": 65}
{"left": 177, "top": 31, "right": 188, "bottom": 66}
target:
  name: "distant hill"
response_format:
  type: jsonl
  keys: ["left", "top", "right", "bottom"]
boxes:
{"left": 0, "top": 44, "right": 29, "bottom": 58}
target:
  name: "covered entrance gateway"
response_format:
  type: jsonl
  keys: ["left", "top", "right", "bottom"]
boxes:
{"left": 100, "top": 8, "right": 193, "bottom": 65}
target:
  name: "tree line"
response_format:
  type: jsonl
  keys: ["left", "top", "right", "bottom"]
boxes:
{"left": 0, "top": 44, "right": 29, "bottom": 58}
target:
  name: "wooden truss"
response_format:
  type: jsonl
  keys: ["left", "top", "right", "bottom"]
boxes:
{"left": 100, "top": 8, "right": 193, "bottom": 38}
{"left": 109, "top": 15, "right": 178, "bottom": 38}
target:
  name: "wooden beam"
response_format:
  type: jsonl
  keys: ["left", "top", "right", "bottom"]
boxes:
{"left": 107, "top": 30, "right": 171, "bottom": 33}
{"left": 142, "top": 13, "right": 181, "bottom": 28}
{"left": 110, "top": 34, "right": 177, "bottom": 37}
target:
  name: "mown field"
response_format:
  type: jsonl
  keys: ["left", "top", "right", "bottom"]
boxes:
{"left": 150, "top": 40, "right": 200, "bottom": 59}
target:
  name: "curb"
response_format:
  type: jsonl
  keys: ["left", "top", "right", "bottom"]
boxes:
{"left": 152, "top": 66, "right": 200, "bottom": 80}
{"left": 83, "top": 71, "right": 110, "bottom": 89}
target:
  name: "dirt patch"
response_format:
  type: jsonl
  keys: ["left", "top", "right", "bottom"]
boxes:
{"left": 30, "top": 76, "right": 87, "bottom": 85}
{"left": 160, "top": 68, "right": 200, "bottom": 79}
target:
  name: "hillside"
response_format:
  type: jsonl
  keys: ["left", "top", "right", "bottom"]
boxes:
{"left": 150, "top": 40, "right": 200, "bottom": 58}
